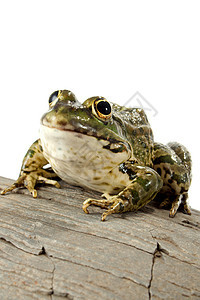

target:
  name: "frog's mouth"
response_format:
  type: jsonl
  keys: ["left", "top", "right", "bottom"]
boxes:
{"left": 41, "top": 120, "right": 112, "bottom": 143}
{"left": 40, "top": 115, "right": 133, "bottom": 154}
{"left": 41, "top": 107, "right": 131, "bottom": 147}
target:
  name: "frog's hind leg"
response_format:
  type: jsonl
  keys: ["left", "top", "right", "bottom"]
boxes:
{"left": 168, "top": 142, "right": 192, "bottom": 175}
{"left": 167, "top": 142, "right": 192, "bottom": 216}
{"left": 153, "top": 142, "right": 192, "bottom": 217}
{"left": 83, "top": 165, "right": 163, "bottom": 221}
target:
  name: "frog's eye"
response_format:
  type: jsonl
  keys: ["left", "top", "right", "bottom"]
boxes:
{"left": 93, "top": 98, "right": 112, "bottom": 120}
{"left": 49, "top": 90, "right": 60, "bottom": 107}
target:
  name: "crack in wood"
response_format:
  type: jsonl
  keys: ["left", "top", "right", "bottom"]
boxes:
{"left": 47, "top": 253, "right": 147, "bottom": 290}
{"left": 148, "top": 242, "right": 168, "bottom": 300}
{"left": 0, "top": 238, "right": 71, "bottom": 298}
{"left": 50, "top": 226, "right": 153, "bottom": 256}
{"left": 0, "top": 236, "right": 146, "bottom": 296}
{"left": 148, "top": 244, "right": 157, "bottom": 300}
{"left": 179, "top": 219, "right": 200, "bottom": 229}
{"left": 149, "top": 229, "right": 200, "bottom": 270}
{"left": 166, "top": 279, "right": 198, "bottom": 292}
{"left": 42, "top": 249, "right": 56, "bottom": 298}
{"left": 0, "top": 236, "right": 44, "bottom": 256}
{"left": 167, "top": 254, "right": 200, "bottom": 270}
{"left": 1, "top": 210, "right": 154, "bottom": 257}
{"left": 39, "top": 247, "right": 72, "bottom": 299}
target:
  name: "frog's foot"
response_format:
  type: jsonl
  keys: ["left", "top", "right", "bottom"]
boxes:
{"left": 158, "top": 193, "right": 191, "bottom": 217}
{"left": 169, "top": 195, "right": 182, "bottom": 217}
{"left": 37, "top": 176, "right": 61, "bottom": 189}
{"left": 181, "top": 193, "right": 191, "bottom": 215}
{"left": 1, "top": 170, "right": 61, "bottom": 198}
{"left": 169, "top": 193, "right": 191, "bottom": 217}
{"left": 82, "top": 196, "right": 128, "bottom": 221}
{"left": 83, "top": 166, "right": 162, "bottom": 221}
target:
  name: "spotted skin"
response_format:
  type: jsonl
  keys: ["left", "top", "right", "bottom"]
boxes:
{"left": 1, "top": 90, "right": 192, "bottom": 221}
{"left": 83, "top": 164, "right": 162, "bottom": 221}
{"left": 152, "top": 142, "right": 191, "bottom": 217}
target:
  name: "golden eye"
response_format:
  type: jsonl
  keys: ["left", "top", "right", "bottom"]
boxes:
{"left": 93, "top": 98, "right": 112, "bottom": 120}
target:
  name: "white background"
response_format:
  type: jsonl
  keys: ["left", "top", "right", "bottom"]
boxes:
{"left": 0, "top": 0, "right": 199, "bottom": 210}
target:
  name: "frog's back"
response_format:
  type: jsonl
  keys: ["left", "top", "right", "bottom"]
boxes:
{"left": 112, "top": 104, "right": 154, "bottom": 166}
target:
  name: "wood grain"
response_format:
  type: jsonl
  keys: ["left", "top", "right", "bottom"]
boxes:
{"left": 0, "top": 176, "right": 200, "bottom": 299}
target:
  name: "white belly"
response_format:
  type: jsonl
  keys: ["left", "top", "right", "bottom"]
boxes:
{"left": 40, "top": 125, "right": 131, "bottom": 193}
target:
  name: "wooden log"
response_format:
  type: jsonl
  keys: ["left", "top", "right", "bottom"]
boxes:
{"left": 0, "top": 176, "right": 200, "bottom": 299}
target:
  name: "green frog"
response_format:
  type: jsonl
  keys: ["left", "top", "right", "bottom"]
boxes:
{"left": 1, "top": 90, "right": 192, "bottom": 221}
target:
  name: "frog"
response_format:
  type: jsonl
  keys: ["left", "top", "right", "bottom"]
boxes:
{"left": 1, "top": 90, "right": 192, "bottom": 221}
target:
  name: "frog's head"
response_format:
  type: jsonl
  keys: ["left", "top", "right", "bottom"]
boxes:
{"left": 42, "top": 90, "right": 112, "bottom": 129}
{"left": 40, "top": 90, "right": 132, "bottom": 178}
{"left": 41, "top": 90, "right": 129, "bottom": 143}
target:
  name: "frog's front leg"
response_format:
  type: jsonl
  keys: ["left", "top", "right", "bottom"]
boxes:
{"left": 83, "top": 165, "right": 163, "bottom": 221}
{"left": 1, "top": 139, "right": 60, "bottom": 197}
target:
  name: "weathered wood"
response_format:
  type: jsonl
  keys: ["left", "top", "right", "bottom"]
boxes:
{"left": 0, "top": 176, "right": 200, "bottom": 299}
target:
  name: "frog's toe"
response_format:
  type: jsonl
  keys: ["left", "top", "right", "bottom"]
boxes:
{"left": 101, "top": 210, "right": 112, "bottom": 221}
{"left": 101, "top": 208, "right": 118, "bottom": 221}
{"left": 101, "top": 199, "right": 127, "bottom": 221}
{"left": 1, "top": 185, "right": 18, "bottom": 195}
{"left": 37, "top": 176, "right": 61, "bottom": 189}
{"left": 169, "top": 207, "right": 177, "bottom": 218}
{"left": 29, "top": 189, "right": 37, "bottom": 198}
{"left": 25, "top": 175, "right": 61, "bottom": 197}
{"left": 24, "top": 175, "right": 37, "bottom": 198}
{"left": 1, "top": 174, "right": 26, "bottom": 196}
{"left": 183, "top": 204, "right": 191, "bottom": 215}
{"left": 82, "top": 198, "right": 112, "bottom": 214}
{"left": 182, "top": 193, "right": 191, "bottom": 215}
{"left": 169, "top": 195, "right": 182, "bottom": 218}
{"left": 82, "top": 199, "right": 90, "bottom": 214}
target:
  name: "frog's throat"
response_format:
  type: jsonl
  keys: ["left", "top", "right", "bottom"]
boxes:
{"left": 39, "top": 125, "right": 132, "bottom": 193}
